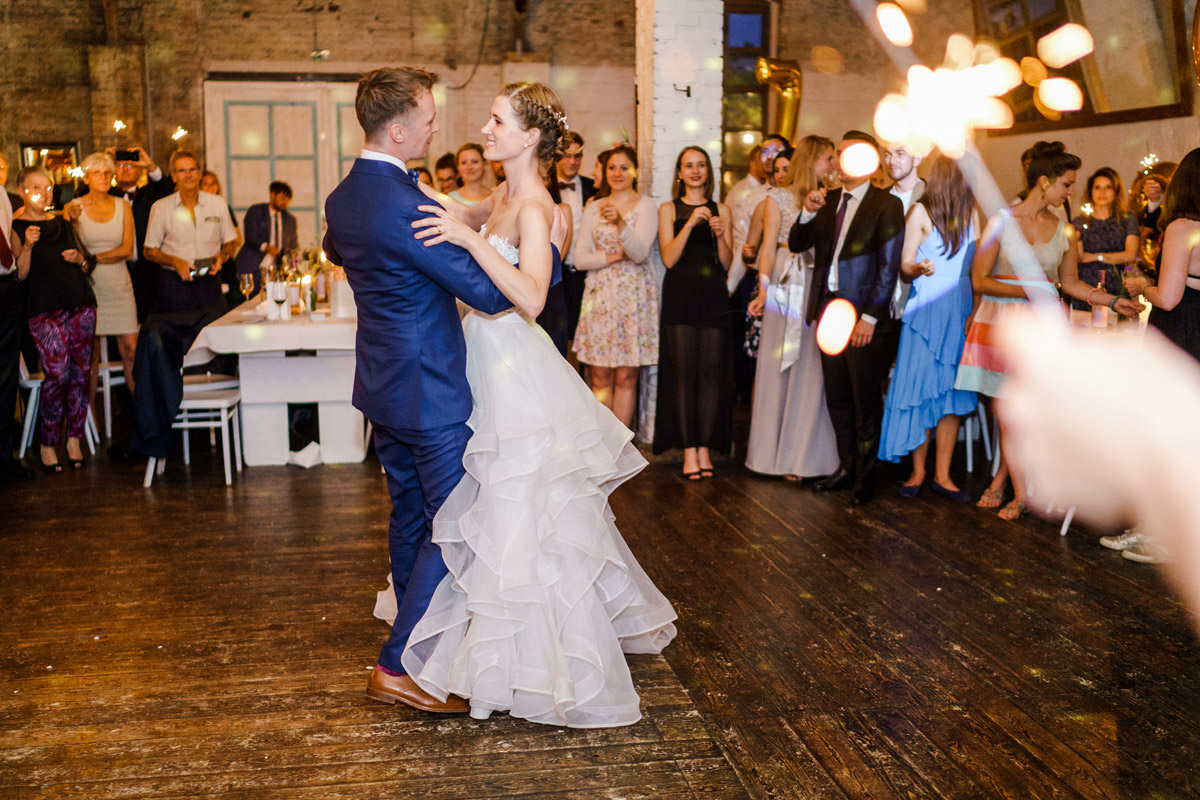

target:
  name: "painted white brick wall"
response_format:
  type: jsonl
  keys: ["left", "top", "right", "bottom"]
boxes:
{"left": 635, "top": 0, "right": 724, "bottom": 207}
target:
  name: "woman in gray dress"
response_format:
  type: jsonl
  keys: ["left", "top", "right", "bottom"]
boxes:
{"left": 745, "top": 136, "right": 840, "bottom": 479}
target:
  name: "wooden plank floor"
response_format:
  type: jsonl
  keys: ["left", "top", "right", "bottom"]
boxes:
{"left": 3, "top": 415, "right": 1199, "bottom": 799}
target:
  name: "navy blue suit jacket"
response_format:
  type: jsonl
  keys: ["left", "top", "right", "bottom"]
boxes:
{"left": 789, "top": 184, "right": 905, "bottom": 329}
{"left": 323, "top": 158, "right": 530, "bottom": 431}
{"left": 235, "top": 203, "right": 299, "bottom": 274}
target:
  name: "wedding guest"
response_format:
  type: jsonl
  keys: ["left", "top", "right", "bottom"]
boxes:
{"left": 741, "top": 147, "right": 794, "bottom": 271}
{"left": 0, "top": 158, "right": 34, "bottom": 481}
{"left": 107, "top": 146, "right": 174, "bottom": 320}
{"left": 490, "top": 160, "right": 506, "bottom": 185}
{"left": 1127, "top": 148, "right": 1200, "bottom": 363}
{"left": 884, "top": 141, "right": 926, "bottom": 317}
{"left": 879, "top": 156, "right": 978, "bottom": 500}
{"left": 1069, "top": 168, "right": 1139, "bottom": 311}
{"left": 199, "top": 171, "right": 240, "bottom": 234}
{"left": 199, "top": 170, "right": 246, "bottom": 307}
{"left": 588, "top": 149, "right": 613, "bottom": 203}
{"left": 0, "top": 153, "right": 20, "bottom": 219}
{"left": 726, "top": 143, "right": 765, "bottom": 291}
{"left": 144, "top": 151, "right": 239, "bottom": 314}
{"left": 957, "top": 142, "right": 1101, "bottom": 519}
{"left": 1133, "top": 162, "right": 1176, "bottom": 271}
{"left": 434, "top": 152, "right": 458, "bottom": 194}
{"left": 653, "top": 146, "right": 734, "bottom": 477}
{"left": 68, "top": 153, "right": 137, "bottom": 396}
{"left": 573, "top": 145, "right": 658, "bottom": 427}
{"left": 555, "top": 131, "right": 595, "bottom": 341}
{"left": 745, "top": 135, "right": 839, "bottom": 480}
{"left": 789, "top": 131, "right": 904, "bottom": 505}
{"left": 448, "top": 143, "right": 490, "bottom": 207}
{"left": 535, "top": 167, "right": 573, "bottom": 356}
{"left": 10, "top": 166, "right": 95, "bottom": 472}
{"left": 233, "top": 180, "right": 298, "bottom": 299}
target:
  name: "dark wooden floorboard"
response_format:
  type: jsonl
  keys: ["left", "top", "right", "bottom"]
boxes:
{"left": 3, "top": 415, "right": 1200, "bottom": 799}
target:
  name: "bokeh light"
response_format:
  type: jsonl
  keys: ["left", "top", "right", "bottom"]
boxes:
{"left": 1037, "top": 23, "right": 1094, "bottom": 69}
{"left": 1038, "top": 77, "right": 1084, "bottom": 112}
{"left": 840, "top": 142, "right": 880, "bottom": 179}
{"left": 811, "top": 45, "right": 845, "bottom": 75}
{"left": 876, "top": 3, "right": 914, "bottom": 47}
{"left": 817, "top": 299, "right": 859, "bottom": 356}
{"left": 873, "top": 95, "right": 912, "bottom": 142}
{"left": 1020, "top": 57, "right": 1048, "bottom": 86}
{"left": 944, "top": 34, "right": 975, "bottom": 69}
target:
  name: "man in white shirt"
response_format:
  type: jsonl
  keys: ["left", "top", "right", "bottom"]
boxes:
{"left": 884, "top": 142, "right": 925, "bottom": 317}
{"left": 145, "top": 151, "right": 239, "bottom": 313}
{"left": 726, "top": 136, "right": 787, "bottom": 293}
{"left": 0, "top": 184, "right": 31, "bottom": 479}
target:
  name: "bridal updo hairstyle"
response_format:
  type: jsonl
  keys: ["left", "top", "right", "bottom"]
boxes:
{"left": 1024, "top": 140, "right": 1081, "bottom": 191}
{"left": 501, "top": 82, "right": 570, "bottom": 165}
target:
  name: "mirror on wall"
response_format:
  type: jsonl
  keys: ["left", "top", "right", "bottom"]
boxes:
{"left": 975, "top": 0, "right": 1193, "bottom": 133}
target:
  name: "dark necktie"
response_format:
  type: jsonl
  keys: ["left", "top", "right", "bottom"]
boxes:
{"left": 273, "top": 212, "right": 281, "bottom": 251}
{"left": 0, "top": 225, "right": 12, "bottom": 269}
{"left": 832, "top": 191, "right": 851, "bottom": 247}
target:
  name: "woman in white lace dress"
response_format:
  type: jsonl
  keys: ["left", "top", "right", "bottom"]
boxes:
{"left": 381, "top": 82, "right": 676, "bottom": 729}
{"left": 744, "top": 135, "right": 840, "bottom": 479}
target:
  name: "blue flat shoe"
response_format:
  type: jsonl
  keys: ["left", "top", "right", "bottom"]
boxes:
{"left": 898, "top": 483, "right": 921, "bottom": 498}
{"left": 931, "top": 481, "right": 971, "bottom": 503}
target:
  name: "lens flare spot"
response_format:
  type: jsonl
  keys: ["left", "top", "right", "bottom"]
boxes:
{"left": 839, "top": 142, "right": 880, "bottom": 179}
{"left": 1038, "top": 77, "right": 1083, "bottom": 112}
{"left": 1020, "top": 57, "right": 1048, "bottom": 86}
{"left": 944, "top": 34, "right": 975, "bottom": 69}
{"left": 876, "top": 3, "right": 914, "bottom": 47}
{"left": 811, "top": 45, "right": 845, "bottom": 75}
{"left": 682, "top": 118, "right": 701, "bottom": 134}
{"left": 873, "top": 95, "right": 911, "bottom": 143}
{"left": 1037, "top": 23, "right": 1094, "bottom": 68}
{"left": 817, "top": 299, "right": 858, "bottom": 356}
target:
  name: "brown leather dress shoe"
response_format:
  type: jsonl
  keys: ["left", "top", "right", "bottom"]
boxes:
{"left": 366, "top": 667, "right": 469, "bottom": 714}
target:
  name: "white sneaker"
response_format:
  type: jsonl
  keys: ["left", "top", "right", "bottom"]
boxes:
{"left": 1099, "top": 530, "right": 1144, "bottom": 550}
{"left": 1122, "top": 543, "right": 1170, "bottom": 564}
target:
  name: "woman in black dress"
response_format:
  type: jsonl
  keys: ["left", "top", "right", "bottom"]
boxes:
{"left": 653, "top": 146, "right": 733, "bottom": 478}
{"left": 1127, "top": 148, "right": 1200, "bottom": 362}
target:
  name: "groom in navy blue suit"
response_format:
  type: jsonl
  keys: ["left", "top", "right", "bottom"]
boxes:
{"left": 323, "top": 67, "right": 535, "bottom": 713}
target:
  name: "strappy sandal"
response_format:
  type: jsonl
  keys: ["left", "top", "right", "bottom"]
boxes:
{"left": 976, "top": 487, "right": 1005, "bottom": 508}
{"left": 683, "top": 470, "right": 703, "bottom": 482}
{"left": 998, "top": 499, "right": 1028, "bottom": 521}
{"left": 699, "top": 468, "right": 714, "bottom": 480}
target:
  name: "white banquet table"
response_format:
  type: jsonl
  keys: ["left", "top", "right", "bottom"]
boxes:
{"left": 186, "top": 301, "right": 364, "bottom": 466}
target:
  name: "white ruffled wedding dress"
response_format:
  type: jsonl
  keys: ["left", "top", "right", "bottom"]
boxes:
{"left": 380, "top": 229, "right": 677, "bottom": 728}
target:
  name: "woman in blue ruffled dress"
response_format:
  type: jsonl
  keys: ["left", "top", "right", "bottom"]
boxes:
{"left": 879, "top": 156, "right": 978, "bottom": 501}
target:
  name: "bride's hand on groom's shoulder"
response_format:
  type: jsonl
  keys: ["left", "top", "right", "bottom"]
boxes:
{"left": 413, "top": 204, "right": 477, "bottom": 249}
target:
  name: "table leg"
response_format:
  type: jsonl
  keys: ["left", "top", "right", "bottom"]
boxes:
{"left": 240, "top": 402, "right": 291, "bottom": 466}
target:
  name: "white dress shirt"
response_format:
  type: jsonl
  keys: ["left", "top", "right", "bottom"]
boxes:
{"left": 0, "top": 191, "right": 13, "bottom": 276}
{"left": 360, "top": 149, "right": 407, "bottom": 173}
{"left": 145, "top": 191, "right": 238, "bottom": 266}
{"left": 797, "top": 180, "right": 874, "bottom": 322}
{"left": 559, "top": 174, "right": 584, "bottom": 264}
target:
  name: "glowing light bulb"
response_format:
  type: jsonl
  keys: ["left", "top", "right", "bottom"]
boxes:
{"left": 742, "top": 132, "right": 756, "bottom": 145}
{"left": 876, "top": 3, "right": 914, "bottom": 47}
{"left": 1038, "top": 77, "right": 1084, "bottom": 112}
{"left": 171, "top": 126, "right": 188, "bottom": 141}
{"left": 113, "top": 119, "right": 126, "bottom": 132}
{"left": 839, "top": 142, "right": 880, "bottom": 179}
{"left": 817, "top": 299, "right": 859, "bottom": 356}
{"left": 1037, "top": 23, "right": 1094, "bottom": 69}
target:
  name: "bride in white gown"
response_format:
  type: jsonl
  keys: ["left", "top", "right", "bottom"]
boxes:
{"left": 379, "top": 82, "right": 676, "bottom": 728}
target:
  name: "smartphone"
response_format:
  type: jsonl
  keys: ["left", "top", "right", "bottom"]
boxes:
{"left": 192, "top": 257, "right": 217, "bottom": 277}
{"left": 114, "top": 149, "right": 139, "bottom": 163}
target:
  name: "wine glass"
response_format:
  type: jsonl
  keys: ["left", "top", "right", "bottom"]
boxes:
{"left": 269, "top": 280, "right": 289, "bottom": 320}
{"left": 239, "top": 273, "right": 256, "bottom": 304}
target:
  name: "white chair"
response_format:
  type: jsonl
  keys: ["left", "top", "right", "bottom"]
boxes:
{"left": 959, "top": 401, "right": 993, "bottom": 473}
{"left": 97, "top": 335, "right": 126, "bottom": 439}
{"left": 18, "top": 355, "right": 99, "bottom": 458}
{"left": 183, "top": 372, "right": 239, "bottom": 393}
{"left": 143, "top": 388, "right": 243, "bottom": 487}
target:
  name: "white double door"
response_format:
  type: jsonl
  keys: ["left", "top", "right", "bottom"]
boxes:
{"left": 203, "top": 80, "right": 364, "bottom": 251}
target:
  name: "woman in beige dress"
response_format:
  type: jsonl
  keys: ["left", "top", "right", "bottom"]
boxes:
{"left": 745, "top": 136, "right": 840, "bottom": 479}
{"left": 70, "top": 152, "right": 137, "bottom": 394}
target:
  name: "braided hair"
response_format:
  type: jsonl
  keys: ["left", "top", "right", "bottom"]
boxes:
{"left": 501, "top": 82, "right": 570, "bottom": 164}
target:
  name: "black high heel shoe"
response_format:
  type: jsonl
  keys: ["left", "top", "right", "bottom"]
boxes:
{"left": 40, "top": 459, "right": 63, "bottom": 474}
{"left": 67, "top": 456, "right": 84, "bottom": 470}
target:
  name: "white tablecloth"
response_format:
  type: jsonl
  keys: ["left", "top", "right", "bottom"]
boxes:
{"left": 186, "top": 302, "right": 356, "bottom": 366}
{"left": 185, "top": 301, "right": 364, "bottom": 466}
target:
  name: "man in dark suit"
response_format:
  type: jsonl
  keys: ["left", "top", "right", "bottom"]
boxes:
{"left": 790, "top": 131, "right": 904, "bottom": 505}
{"left": 233, "top": 181, "right": 299, "bottom": 300}
{"left": 324, "top": 67, "right": 544, "bottom": 714}
{"left": 554, "top": 131, "right": 595, "bottom": 341}
{"left": 108, "top": 147, "right": 175, "bottom": 320}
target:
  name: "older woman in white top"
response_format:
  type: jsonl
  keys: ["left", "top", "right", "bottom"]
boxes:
{"left": 572, "top": 145, "right": 659, "bottom": 428}
{"left": 68, "top": 152, "right": 137, "bottom": 392}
